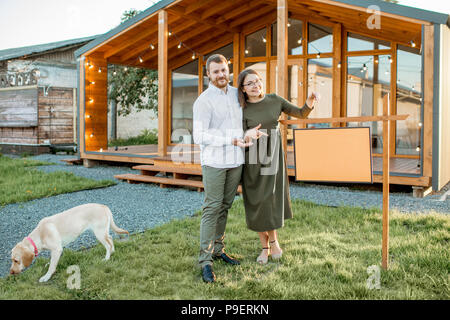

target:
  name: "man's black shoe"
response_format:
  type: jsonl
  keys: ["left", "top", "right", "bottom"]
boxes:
{"left": 213, "top": 253, "right": 241, "bottom": 265}
{"left": 201, "top": 265, "right": 216, "bottom": 283}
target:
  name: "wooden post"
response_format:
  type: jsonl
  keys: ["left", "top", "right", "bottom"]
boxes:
{"left": 158, "top": 10, "right": 168, "bottom": 156}
{"left": 233, "top": 33, "right": 240, "bottom": 87}
{"left": 277, "top": 0, "right": 288, "bottom": 151}
{"left": 382, "top": 93, "right": 390, "bottom": 270}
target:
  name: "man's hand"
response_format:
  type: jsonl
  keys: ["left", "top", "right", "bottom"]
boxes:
{"left": 244, "top": 124, "right": 268, "bottom": 142}
{"left": 232, "top": 138, "right": 253, "bottom": 148}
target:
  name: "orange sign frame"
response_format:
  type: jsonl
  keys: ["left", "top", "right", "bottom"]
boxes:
{"left": 293, "top": 127, "right": 373, "bottom": 183}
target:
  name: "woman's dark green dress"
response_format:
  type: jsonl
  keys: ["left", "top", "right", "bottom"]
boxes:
{"left": 242, "top": 93, "right": 313, "bottom": 232}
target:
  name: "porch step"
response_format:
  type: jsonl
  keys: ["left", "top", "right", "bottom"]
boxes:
{"left": 115, "top": 173, "right": 204, "bottom": 191}
{"left": 61, "top": 158, "right": 83, "bottom": 165}
{"left": 132, "top": 164, "right": 202, "bottom": 176}
{"left": 114, "top": 173, "right": 242, "bottom": 193}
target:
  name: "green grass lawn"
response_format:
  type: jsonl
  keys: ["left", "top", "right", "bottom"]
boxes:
{"left": 0, "top": 155, "right": 116, "bottom": 206}
{"left": 1, "top": 199, "right": 448, "bottom": 300}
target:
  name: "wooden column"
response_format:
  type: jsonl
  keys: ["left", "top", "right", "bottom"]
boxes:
{"left": 423, "top": 25, "right": 434, "bottom": 181}
{"left": 233, "top": 33, "right": 240, "bottom": 87}
{"left": 332, "top": 23, "right": 342, "bottom": 127}
{"left": 277, "top": 0, "right": 288, "bottom": 151}
{"left": 382, "top": 93, "right": 390, "bottom": 270}
{"left": 158, "top": 10, "right": 168, "bottom": 156}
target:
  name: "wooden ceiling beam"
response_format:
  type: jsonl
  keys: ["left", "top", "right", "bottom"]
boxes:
{"left": 200, "top": 0, "right": 243, "bottom": 20}
{"left": 167, "top": 6, "right": 240, "bottom": 34}
{"left": 185, "top": 0, "right": 215, "bottom": 15}
{"left": 167, "top": 33, "right": 234, "bottom": 70}
{"left": 118, "top": 18, "right": 198, "bottom": 63}
{"left": 137, "top": 24, "right": 214, "bottom": 63}
{"left": 229, "top": 4, "right": 275, "bottom": 28}
{"left": 216, "top": 2, "right": 264, "bottom": 24}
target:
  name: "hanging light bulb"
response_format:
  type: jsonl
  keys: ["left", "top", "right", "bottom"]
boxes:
{"left": 139, "top": 56, "right": 143, "bottom": 63}
{"left": 416, "top": 146, "right": 421, "bottom": 152}
{"left": 389, "top": 56, "right": 393, "bottom": 63}
{"left": 363, "top": 64, "right": 367, "bottom": 71}
{"left": 192, "top": 53, "right": 196, "bottom": 60}
{"left": 168, "top": 31, "right": 172, "bottom": 36}
{"left": 177, "top": 42, "right": 182, "bottom": 49}
{"left": 410, "top": 40, "right": 416, "bottom": 48}
{"left": 150, "top": 44, "right": 155, "bottom": 50}
{"left": 89, "top": 98, "right": 94, "bottom": 103}
{"left": 297, "top": 38, "right": 302, "bottom": 45}
{"left": 316, "top": 52, "right": 321, "bottom": 58}
{"left": 90, "top": 133, "right": 94, "bottom": 138}
{"left": 337, "top": 62, "right": 341, "bottom": 68}
{"left": 262, "top": 37, "right": 267, "bottom": 43}
{"left": 245, "top": 49, "right": 249, "bottom": 55}
{"left": 287, "top": 22, "right": 291, "bottom": 27}
{"left": 98, "top": 67, "right": 102, "bottom": 73}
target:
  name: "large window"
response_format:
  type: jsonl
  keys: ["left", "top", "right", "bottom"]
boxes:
{"left": 308, "top": 23, "right": 333, "bottom": 54}
{"left": 396, "top": 45, "right": 422, "bottom": 156}
{"left": 307, "top": 58, "right": 333, "bottom": 127}
{"left": 171, "top": 60, "right": 198, "bottom": 143}
{"left": 271, "top": 19, "right": 303, "bottom": 56}
{"left": 245, "top": 28, "right": 266, "bottom": 58}
{"left": 347, "top": 55, "right": 391, "bottom": 154}
{"left": 347, "top": 33, "right": 390, "bottom": 51}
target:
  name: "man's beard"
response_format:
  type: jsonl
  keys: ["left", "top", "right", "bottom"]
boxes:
{"left": 211, "top": 76, "right": 229, "bottom": 88}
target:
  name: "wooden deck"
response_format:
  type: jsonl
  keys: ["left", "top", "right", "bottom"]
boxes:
{"left": 110, "top": 144, "right": 427, "bottom": 189}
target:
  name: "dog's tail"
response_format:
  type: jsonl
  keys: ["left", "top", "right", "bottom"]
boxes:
{"left": 104, "top": 206, "right": 129, "bottom": 235}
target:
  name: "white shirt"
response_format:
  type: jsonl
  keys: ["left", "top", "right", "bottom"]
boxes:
{"left": 193, "top": 83, "right": 244, "bottom": 168}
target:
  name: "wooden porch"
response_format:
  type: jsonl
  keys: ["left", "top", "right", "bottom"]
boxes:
{"left": 110, "top": 144, "right": 428, "bottom": 189}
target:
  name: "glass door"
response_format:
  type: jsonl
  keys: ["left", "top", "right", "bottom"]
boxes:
{"left": 270, "top": 59, "right": 304, "bottom": 148}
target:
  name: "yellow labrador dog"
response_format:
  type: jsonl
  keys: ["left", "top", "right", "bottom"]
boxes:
{"left": 10, "top": 203, "right": 128, "bottom": 282}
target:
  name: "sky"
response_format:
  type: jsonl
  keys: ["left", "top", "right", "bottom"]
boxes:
{"left": 0, "top": 0, "right": 449, "bottom": 51}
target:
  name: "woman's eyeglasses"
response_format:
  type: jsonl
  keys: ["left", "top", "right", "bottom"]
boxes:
{"left": 243, "top": 79, "right": 262, "bottom": 87}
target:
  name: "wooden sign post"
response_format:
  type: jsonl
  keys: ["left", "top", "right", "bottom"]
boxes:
{"left": 281, "top": 94, "right": 406, "bottom": 270}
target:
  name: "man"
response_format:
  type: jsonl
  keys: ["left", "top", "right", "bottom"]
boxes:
{"left": 193, "top": 54, "right": 260, "bottom": 283}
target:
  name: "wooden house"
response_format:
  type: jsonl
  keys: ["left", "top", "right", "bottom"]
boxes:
{"left": 0, "top": 36, "right": 97, "bottom": 154}
{"left": 74, "top": 0, "right": 450, "bottom": 194}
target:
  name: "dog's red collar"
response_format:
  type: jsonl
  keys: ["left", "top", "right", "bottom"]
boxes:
{"left": 26, "top": 237, "right": 38, "bottom": 257}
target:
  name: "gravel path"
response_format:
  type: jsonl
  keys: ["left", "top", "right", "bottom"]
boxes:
{"left": 1, "top": 154, "right": 448, "bottom": 278}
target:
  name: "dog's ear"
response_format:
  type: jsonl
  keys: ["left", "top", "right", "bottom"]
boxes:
{"left": 21, "top": 246, "right": 35, "bottom": 268}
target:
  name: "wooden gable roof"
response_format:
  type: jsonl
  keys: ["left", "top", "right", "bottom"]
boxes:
{"left": 74, "top": 0, "right": 449, "bottom": 70}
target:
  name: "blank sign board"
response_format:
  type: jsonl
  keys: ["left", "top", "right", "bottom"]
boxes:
{"left": 293, "top": 127, "right": 373, "bottom": 183}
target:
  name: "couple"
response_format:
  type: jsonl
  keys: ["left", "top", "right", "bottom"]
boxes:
{"left": 193, "top": 54, "right": 317, "bottom": 283}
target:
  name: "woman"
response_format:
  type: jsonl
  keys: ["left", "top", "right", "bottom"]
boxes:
{"left": 238, "top": 69, "right": 317, "bottom": 264}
